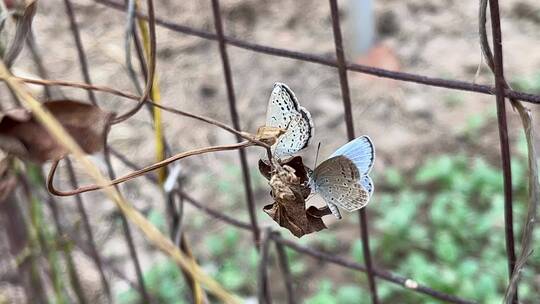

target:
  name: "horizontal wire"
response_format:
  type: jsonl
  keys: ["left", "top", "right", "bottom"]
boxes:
{"left": 95, "top": 0, "right": 540, "bottom": 105}
{"left": 109, "top": 143, "right": 477, "bottom": 304}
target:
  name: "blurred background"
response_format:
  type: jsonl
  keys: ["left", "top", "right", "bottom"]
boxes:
{"left": 1, "top": 0, "right": 540, "bottom": 303}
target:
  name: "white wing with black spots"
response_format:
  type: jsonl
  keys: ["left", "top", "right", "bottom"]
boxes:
{"left": 265, "top": 83, "right": 314, "bottom": 159}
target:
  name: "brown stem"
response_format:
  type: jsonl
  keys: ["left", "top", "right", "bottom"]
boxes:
{"left": 16, "top": 76, "right": 272, "bottom": 153}
{"left": 48, "top": 141, "right": 252, "bottom": 196}
{"left": 112, "top": 0, "right": 156, "bottom": 123}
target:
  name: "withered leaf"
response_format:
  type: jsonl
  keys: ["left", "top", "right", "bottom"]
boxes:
{"left": 259, "top": 156, "right": 309, "bottom": 185}
{"left": 306, "top": 205, "right": 332, "bottom": 218}
{"left": 259, "top": 156, "right": 328, "bottom": 238}
{"left": 0, "top": 100, "right": 115, "bottom": 163}
{"left": 255, "top": 125, "right": 286, "bottom": 146}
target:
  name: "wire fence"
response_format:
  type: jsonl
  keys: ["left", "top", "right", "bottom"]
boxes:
{"left": 6, "top": 0, "right": 539, "bottom": 303}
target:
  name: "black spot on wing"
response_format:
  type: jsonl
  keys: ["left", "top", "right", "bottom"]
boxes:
{"left": 280, "top": 84, "right": 300, "bottom": 111}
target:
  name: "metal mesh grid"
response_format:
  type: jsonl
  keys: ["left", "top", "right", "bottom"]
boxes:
{"left": 26, "top": 0, "right": 538, "bottom": 303}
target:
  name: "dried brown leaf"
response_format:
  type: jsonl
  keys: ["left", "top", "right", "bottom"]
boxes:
{"left": 259, "top": 156, "right": 327, "bottom": 237}
{"left": 0, "top": 100, "right": 114, "bottom": 163}
{"left": 255, "top": 126, "right": 286, "bottom": 146}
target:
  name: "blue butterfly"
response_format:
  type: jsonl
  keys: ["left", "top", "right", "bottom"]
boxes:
{"left": 308, "top": 136, "right": 375, "bottom": 219}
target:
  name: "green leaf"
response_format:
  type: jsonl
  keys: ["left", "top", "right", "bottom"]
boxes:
{"left": 434, "top": 232, "right": 459, "bottom": 264}
{"left": 415, "top": 156, "right": 454, "bottom": 184}
{"left": 475, "top": 274, "right": 497, "bottom": 300}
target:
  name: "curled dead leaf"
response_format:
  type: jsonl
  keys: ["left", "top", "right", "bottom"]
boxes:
{"left": 259, "top": 156, "right": 329, "bottom": 237}
{"left": 0, "top": 100, "right": 115, "bottom": 163}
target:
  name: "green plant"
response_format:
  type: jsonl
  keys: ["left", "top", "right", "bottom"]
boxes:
{"left": 306, "top": 281, "right": 371, "bottom": 304}
{"left": 204, "top": 227, "right": 258, "bottom": 295}
{"left": 511, "top": 73, "right": 540, "bottom": 94}
{"left": 117, "top": 259, "right": 186, "bottom": 304}
{"left": 363, "top": 149, "right": 539, "bottom": 303}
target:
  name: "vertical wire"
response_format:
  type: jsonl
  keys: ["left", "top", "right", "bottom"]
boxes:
{"left": 274, "top": 232, "right": 296, "bottom": 304}
{"left": 65, "top": 160, "right": 112, "bottom": 301}
{"left": 62, "top": 1, "right": 151, "bottom": 300}
{"left": 258, "top": 228, "right": 273, "bottom": 304}
{"left": 62, "top": 0, "right": 97, "bottom": 105}
{"left": 328, "top": 0, "right": 379, "bottom": 302}
{"left": 210, "top": 0, "right": 261, "bottom": 245}
{"left": 103, "top": 142, "right": 152, "bottom": 303}
{"left": 487, "top": 1, "right": 518, "bottom": 303}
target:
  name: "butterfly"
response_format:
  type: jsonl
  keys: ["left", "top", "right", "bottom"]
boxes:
{"left": 264, "top": 82, "right": 314, "bottom": 160}
{"left": 308, "top": 136, "right": 375, "bottom": 219}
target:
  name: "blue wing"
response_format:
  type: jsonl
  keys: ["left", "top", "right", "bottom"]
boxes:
{"left": 360, "top": 175, "right": 373, "bottom": 196}
{"left": 330, "top": 136, "right": 375, "bottom": 175}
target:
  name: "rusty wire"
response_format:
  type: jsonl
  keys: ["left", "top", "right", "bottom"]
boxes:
{"left": 486, "top": 1, "right": 518, "bottom": 303}
{"left": 113, "top": 145, "right": 477, "bottom": 304}
{"left": 96, "top": 0, "right": 540, "bottom": 105}
{"left": 328, "top": 1, "right": 379, "bottom": 302}
{"left": 210, "top": 0, "right": 261, "bottom": 246}
{"left": 21, "top": 0, "right": 538, "bottom": 302}
{"left": 63, "top": 2, "right": 152, "bottom": 300}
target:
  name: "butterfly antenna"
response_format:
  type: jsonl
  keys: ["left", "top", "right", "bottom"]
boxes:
{"left": 313, "top": 142, "right": 321, "bottom": 169}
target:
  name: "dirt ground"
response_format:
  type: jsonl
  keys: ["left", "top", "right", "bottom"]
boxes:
{"left": 2, "top": 0, "right": 540, "bottom": 302}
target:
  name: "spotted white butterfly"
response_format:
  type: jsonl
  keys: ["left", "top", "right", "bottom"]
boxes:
{"left": 309, "top": 136, "right": 375, "bottom": 219}
{"left": 265, "top": 83, "right": 314, "bottom": 159}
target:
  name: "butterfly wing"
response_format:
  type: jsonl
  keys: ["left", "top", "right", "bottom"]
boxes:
{"left": 312, "top": 156, "right": 370, "bottom": 218}
{"left": 330, "top": 136, "right": 374, "bottom": 175}
{"left": 360, "top": 175, "right": 374, "bottom": 196}
{"left": 265, "top": 83, "right": 314, "bottom": 159}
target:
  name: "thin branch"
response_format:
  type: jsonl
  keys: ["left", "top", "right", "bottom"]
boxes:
{"left": 62, "top": 0, "right": 97, "bottom": 105}
{"left": 113, "top": 0, "right": 156, "bottom": 123}
{"left": 48, "top": 141, "right": 253, "bottom": 196}
{"left": 16, "top": 76, "right": 272, "bottom": 151}
{"left": 0, "top": 59, "right": 241, "bottom": 304}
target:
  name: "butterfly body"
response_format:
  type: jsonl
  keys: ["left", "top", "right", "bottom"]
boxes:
{"left": 309, "top": 136, "right": 375, "bottom": 219}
